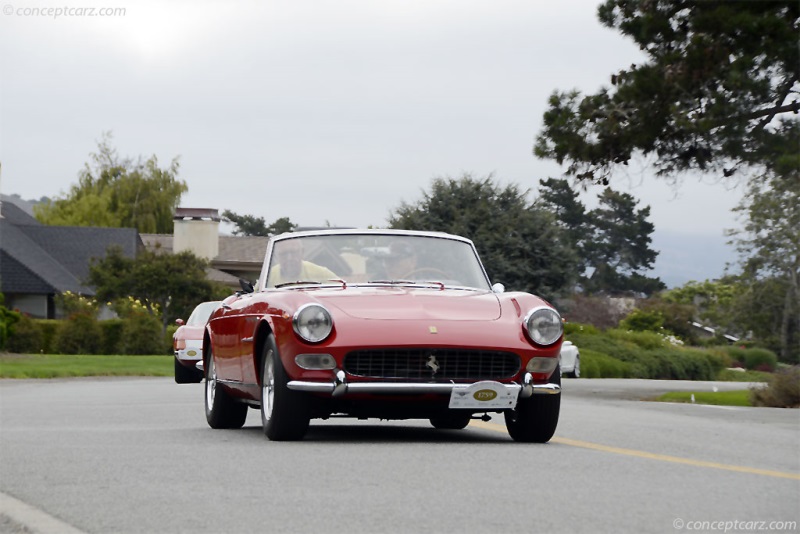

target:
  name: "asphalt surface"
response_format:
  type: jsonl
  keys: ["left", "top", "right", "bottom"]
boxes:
{"left": 1, "top": 377, "right": 798, "bottom": 534}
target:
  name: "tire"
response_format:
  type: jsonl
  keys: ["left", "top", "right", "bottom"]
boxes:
{"left": 430, "top": 412, "right": 472, "bottom": 430}
{"left": 504, "top": 365, "right": 561, "bottom": 443}
{"left": 205, "top": 350, "right": 247, "bottom": 429}
{"left": 571, "top": 356, "right": 580, "bottom": 379}
{"left": 261, "top": 335, "right": 310, "bottom": 441}
{"left": 174, "top": 356, "right": 203, "bottom": 384}
{"left": 566, "top": 356, "right": 580, "bottom": 379}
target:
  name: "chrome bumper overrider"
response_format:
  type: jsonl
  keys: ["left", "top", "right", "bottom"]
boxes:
{"left": 287, "top": 371, "right": 561, "bottom": 399}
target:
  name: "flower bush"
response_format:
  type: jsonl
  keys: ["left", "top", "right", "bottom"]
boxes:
{"left": 55, "top": 291, "right": 98, "bottom": 318}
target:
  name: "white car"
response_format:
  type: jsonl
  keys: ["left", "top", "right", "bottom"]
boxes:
{"left": 560, "top": 341, "right": 580, "bottom": 378}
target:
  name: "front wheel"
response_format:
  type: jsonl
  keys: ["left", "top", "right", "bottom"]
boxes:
{"left": 205, "top": 350, "right": 247, "bottom": 429}
{"left": 261, "top": 335, "right": 310, "bottom": 441}
{"left": 504, "top": 365, "right": 561, "bottom": 443}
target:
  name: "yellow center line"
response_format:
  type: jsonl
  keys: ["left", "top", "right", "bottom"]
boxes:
{"left": 469, "top": 420, "right": 800, "bottom": 481}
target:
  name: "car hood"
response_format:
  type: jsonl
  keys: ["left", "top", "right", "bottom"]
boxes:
{"left": 311, "top": 286, "right": 501, "bottom": 321}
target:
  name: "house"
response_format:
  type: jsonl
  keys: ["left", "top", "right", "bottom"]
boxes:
{"left": 1, "top": 200, "right": 270, "bottom": 318}
{"left": 0, "top": 195, "right": 141, "bottom": 318}
{"left": 140, "top": 208, "right": 269, "bottom": 288}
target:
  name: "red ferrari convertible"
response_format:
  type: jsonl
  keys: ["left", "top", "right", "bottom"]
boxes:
{"left": 203, "top": 229, "right": 563, "bottom": 442}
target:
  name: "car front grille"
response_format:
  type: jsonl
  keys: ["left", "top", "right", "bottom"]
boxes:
{"left": 343, "top": 348, "right": 521, "bottom": 381}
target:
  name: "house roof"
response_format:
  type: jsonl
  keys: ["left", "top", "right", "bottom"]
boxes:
{"left": 0, "top": 196, "right": 41, "bottom": 225}
{"left": 0, "top": 220, "right": 90, "bottom": 294}
{"left": 20, "top": 224, "right": 141, "bottom": 283}
{"left": 0, "top": 198, "right": 141, "bottom": 296}
{"left": 0, "top": 249, "right": 59, "bottom": 294}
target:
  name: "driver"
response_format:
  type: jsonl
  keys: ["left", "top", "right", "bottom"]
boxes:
{"left": 268, "top": 239, "right": 337, "bottom": 286}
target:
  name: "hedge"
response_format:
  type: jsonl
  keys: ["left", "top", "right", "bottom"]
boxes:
{"left": 565, "top": 323, "right": 727, "bottom": 380}
{"left": 5, "top": 315, "right": 173, "bottom": 356}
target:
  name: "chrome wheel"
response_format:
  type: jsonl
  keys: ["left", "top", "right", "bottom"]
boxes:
{"left": 206, "top": 356, "right": 217, "bottom": 409}
{"left": 262, "top": 350, "right": 275, "bottom": 422}
{"left": 204, "top": 348, "right": 248, "bottom": 429}
{"left": 260, "top": 334, "right": 310, "bottom": 440}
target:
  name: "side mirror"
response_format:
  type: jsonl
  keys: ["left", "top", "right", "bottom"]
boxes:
{"left": 239, "top": 279, "right": 255, "bottom": 294}
{"left": 175, "top": 318, "right": 185, "bottom": 326}
{"left": 491, "top": 283, "right": 505, "bottom": 294}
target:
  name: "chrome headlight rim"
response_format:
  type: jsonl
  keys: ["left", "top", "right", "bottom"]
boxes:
{"left": 292, "top": 303, "right": 334, "bottom": 344}
{"left": 523, "top": 306, "right": 563, "bottom": 346}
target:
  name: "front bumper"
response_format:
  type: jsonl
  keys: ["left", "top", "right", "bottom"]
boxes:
{"left": 287, "top": 371, "right": 560, "bottom": 398}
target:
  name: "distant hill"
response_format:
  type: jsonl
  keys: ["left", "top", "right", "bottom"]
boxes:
{"left": 650, "top": 231, "right": 739, "bottom": 288}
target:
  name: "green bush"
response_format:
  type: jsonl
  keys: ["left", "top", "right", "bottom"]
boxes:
{"left": 566, "top": 328, "right": 723, "bottom": 380}
{"left": 121, "top": 313, "right": 163, "bottom": 355}
{"left": 705, "top": 348, "right": 733, "bottom": 373}
{"left": 0, "top": 294, "right": 21, "bottom": 350}
{"left": 55, "top": 313, "right": 103, "bottom": 354}
{"left": 37, "top": 320, "right": 60, "bottom": 354}
{"left": 750, "top": 367, "right": 800, "bottom": 408}
{"left": 580, "top": 349, "right": 632, "bottom": 378}
{"left": 100, "top": 319, "right": 125, "bottom": 355}
{"left": 5, "top": 314, "right": 45, "bottom": 354}
{"left": 704, "top": 347, "right": 734, "bottom": 369}
{"left": 643, "top": 347, "right": 718, "bottom": 381}
{"left": 564, "top": 322, "right": 599, "bottom": 336}
{"left": 742, "top": 348, "right": 778, "bottom": 373}
{"left": 619, "top": 308, "right": 664, "bottom": 332}
{"left": 723, "top": 346, "right": 748, "bottom": 367}
{"left": 607, "top": 328, "right": 669, "bottom": 350}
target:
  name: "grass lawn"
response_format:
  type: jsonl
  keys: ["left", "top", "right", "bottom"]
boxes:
{"left": 655, "top": 390, "right": 753, "bottom": 407}
{"left": 0, "top": 353, "right": 173, "bottom": 379}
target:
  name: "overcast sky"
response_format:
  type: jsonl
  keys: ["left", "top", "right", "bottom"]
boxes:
{"left": 0, "top": 0, "right": 745, "bottom": 285}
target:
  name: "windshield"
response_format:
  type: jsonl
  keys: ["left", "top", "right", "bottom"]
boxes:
{"left": 186, "top": 301, "right": 221, "bottom": 326}
{"left": 264, "top": 234, "right": 491, "bottom": 290}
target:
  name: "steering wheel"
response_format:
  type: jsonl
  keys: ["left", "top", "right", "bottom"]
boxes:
{"left": 402, "top": 268, "right": 450, "bottom": 279}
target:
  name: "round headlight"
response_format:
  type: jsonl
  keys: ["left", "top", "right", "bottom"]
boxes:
{"left": 293, "top": 304, "right": 333, "bottom": 343}
{"left": 524, "top": 307, "right": 563, "bottom": 346}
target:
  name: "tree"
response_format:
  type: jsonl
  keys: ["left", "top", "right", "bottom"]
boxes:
{"left": 34, "top": 133, "right": 188, "bottom": 233}
{"left": 388, "top": 174, "right": 579, "bottom": 298}
{"left": 535, "top": 179, "right": 663, "bottom": 296}
{"left": 583, "top": 189, "right": 664, "bottom": 295}
{"left": 534, "top": 1, "right": 799, "bottom": 185}
{"left": 221, "top": 210, "right": 297, "bottom": 237}
{"left": 727, "top": 169, "right": 800, "bottom": 362}
{"left": 87, "top": 246, "right": 230, "bottom": 334}
{"left": 662, "top": 278, "right": 742, "bottom": 330}
{"left": 535, "top": 178, "right": 590, "bottom": 262}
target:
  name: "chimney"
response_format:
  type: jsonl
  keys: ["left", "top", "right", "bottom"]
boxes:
{"left": 173, "top": 208, "right": 220, "bottom": 260}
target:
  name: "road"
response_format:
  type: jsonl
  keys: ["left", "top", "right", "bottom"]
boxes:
{"left": 1, "top": 378, "right": 798, "bottom": 534}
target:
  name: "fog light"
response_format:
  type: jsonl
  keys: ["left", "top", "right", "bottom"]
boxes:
{"left": 295, "top": 353, "right": 336, "bottom": 370}
{"left": 526, "top": 357, "right": 558, "bottom": 374}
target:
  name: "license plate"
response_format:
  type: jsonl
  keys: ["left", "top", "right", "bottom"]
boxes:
{"left": 448, "top": 381, "right": 519, "bottom": 410}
